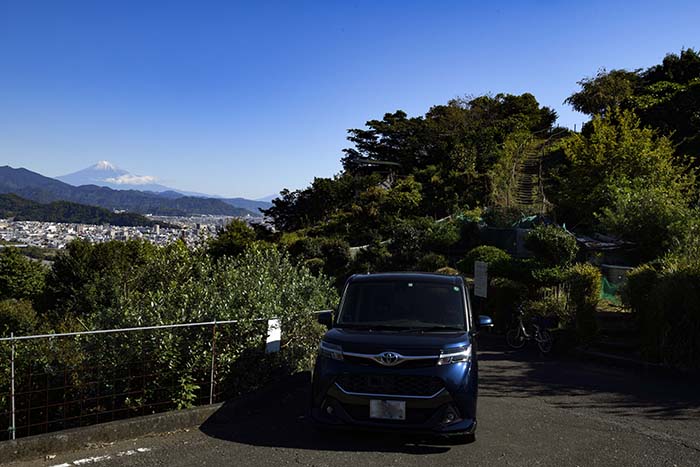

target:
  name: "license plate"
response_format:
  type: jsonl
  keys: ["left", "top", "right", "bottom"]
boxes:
{"left": 369, "top": 400, "right": 406, "bottom": 420}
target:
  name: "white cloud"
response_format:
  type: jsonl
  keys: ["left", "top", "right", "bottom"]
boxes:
{"left": 105, "top": 174, "right": 158, "bottom": 185}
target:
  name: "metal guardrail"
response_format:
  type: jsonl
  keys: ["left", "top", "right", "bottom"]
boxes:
{"left": 0, "top": 317, "right": 290, "bottom": 441}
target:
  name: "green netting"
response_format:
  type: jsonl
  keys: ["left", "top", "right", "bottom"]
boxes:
{"left": 601, "top": 276, "right": 621, "bottom": 305}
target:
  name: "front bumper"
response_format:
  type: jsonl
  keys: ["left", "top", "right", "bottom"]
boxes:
{"left": 310, "top": 357, "right": 478, "bottom": 436}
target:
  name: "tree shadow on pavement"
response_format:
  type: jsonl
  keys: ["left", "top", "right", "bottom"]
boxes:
{"left": 200, "top": 373, "right": 453, "bottom": 454}
{"left": 477, "top": 336, "right": 700, "bottom": 422}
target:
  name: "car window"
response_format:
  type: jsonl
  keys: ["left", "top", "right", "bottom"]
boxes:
{"left": 337, "top": 280, "right": 467, "bottom": 330}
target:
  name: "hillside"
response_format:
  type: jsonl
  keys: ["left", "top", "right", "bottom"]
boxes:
{"left": 0, "top": 166, "right": 255, "bottom": 217}
{"left": 0, "top": 194, "right": 161, "bottom": 227}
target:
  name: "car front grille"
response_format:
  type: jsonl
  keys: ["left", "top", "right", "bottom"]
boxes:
{"left": 335, "top": 374, "right": 444, "bottom": 398}
{"left": 343, "top": 355, "right": 438, "bottom": 369}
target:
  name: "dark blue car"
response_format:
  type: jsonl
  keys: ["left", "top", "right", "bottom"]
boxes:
{"left": 311, "top": 272, "right": 492, "bottom": 443}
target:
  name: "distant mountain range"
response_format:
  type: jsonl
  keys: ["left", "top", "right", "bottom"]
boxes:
{"left": 0, "top": 193, "right": 161, "bottom": 227}
{"left": 57, "top": 161, "right": 273, "bottom": 213}
{"left": 0, "top": 165, "right": 260, "bottom": 217}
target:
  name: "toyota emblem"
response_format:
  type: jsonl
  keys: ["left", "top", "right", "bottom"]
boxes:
{"left": 378, "top": 352, "right": 402, "bottom": 366}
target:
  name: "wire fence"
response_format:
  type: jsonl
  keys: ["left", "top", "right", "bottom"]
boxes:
{"left": 0, "top": 317, "right": 289, "bottom": 441}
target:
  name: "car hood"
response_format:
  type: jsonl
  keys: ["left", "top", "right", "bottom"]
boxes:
{"left": 322, "top": 327, "right": 470, "bottom": 355}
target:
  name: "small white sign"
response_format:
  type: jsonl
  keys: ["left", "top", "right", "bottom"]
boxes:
{"left": 265, "top": 319, "right": 281, "bottom": 353}
{"left": 474, "top": 261, "right": 488, "bottom": 298}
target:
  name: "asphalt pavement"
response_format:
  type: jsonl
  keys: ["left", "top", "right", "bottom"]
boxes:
{"left": 7, "top": 339, "right": 700, "bottom": 466}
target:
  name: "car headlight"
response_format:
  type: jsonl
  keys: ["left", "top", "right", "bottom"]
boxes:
{"left": 319, "top": 341, "right": 344, "bottom": 361}
{"left": 437, "top": 345, "right": 472, "bottom": 365}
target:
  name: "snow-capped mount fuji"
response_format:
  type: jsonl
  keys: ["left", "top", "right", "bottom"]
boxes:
{"left": 57, "top": 161, "right": 173, "bottom": 193}
{"left": 56, "top": 161, "right": 273, "bottom": 212}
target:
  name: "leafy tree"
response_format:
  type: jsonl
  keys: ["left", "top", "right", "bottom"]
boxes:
{"left": 44, "top": 239, "right": 157, "bottom": 322}
{"left": 0, "top": 299, "right": 38, "bottom": 337}
{"left": 555, "top": 109, "right": 695, "bottom": 227}
{"left": 566, "top": 49, "right": 700, "bottom": 165}
{"left": 207, "top": 219, "right": 257, "bottom": 259}
{"left": 383, "top": 175, "right": 423, "bottom": 217}
{"left": 565, "top": 69, "right": 640, "bottom": 116}
{"left": 0, "top": 247, "right": 46, "bottom": 301}
{"left": 318, "top": 238, "right": 351, "bottom": 277}
{"left": 598, "top": 183, "right": 691, "bottom": 261}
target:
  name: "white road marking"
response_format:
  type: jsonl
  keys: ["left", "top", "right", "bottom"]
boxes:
{"left": 73, "top": 456, "right": 112, "bottom": 465}
{"left": 49, "top": 447, "right": 152, "bottom": 467}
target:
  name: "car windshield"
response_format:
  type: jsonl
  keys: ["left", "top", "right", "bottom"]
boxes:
{"left": 337, "top": 280, "right": 467, "bottom": 330}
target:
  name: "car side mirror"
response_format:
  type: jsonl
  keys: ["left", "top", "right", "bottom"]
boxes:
{"left": 478, "top": 315, "right": 494, "bottom": 328}
{"left": 317, "top": 310, "right": 333, "bottom": 329}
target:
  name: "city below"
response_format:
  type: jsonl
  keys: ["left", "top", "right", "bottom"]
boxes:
{"left": 0, "top": 214, "right": 265, "bottom": 250}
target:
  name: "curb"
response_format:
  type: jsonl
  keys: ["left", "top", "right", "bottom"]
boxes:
{"left": 0, "top": 403, "right": 223, "bottom": 463}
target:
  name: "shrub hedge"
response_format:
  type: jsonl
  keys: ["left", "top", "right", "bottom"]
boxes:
{"left": 457, "top": 245, "right": 511, "bottom": 275}
{"left": 566, "top": 263, "right": 601, "bottom": 340}
{"left": 624, "top": 260, "right": 700, "bottom": 370}
{"left": 525, "top": 225, "right": 579, "bottom": 267}
{"left": 0, "top": 242, "right": 338, "bottom": 439}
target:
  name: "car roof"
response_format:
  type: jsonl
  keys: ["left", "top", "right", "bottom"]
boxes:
{"left": 347, "top": 272, "right": 464, "bottom": 286}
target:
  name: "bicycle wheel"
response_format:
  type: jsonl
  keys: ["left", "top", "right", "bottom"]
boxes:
{"left": 506, "top": 327, "right": 526, "bottom": 349}
{"left": 537, "top": 329, "right": 554, "bottom": 354}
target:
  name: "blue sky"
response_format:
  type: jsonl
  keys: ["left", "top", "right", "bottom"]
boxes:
{"left": 1, "top": 1, "right": 698, "bottom": 199}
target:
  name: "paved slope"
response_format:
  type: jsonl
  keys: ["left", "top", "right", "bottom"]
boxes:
{"left": 10, "top": 341, "right": 700, "bottom": 467}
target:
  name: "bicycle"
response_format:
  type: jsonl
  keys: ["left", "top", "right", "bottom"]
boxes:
{"left": 505, "top": 304, "right": 554, "bottom": 354}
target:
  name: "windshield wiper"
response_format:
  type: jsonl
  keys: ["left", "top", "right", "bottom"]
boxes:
{"left": 397, "top": 326, "right": 465, "bottom": 333}
{"left": 336, "top": 323, "right": 404, "bottom": 331}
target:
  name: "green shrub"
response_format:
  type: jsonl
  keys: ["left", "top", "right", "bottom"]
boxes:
{"left": 490, "top": 257, "right": 538, "bottom": 283}
{"left": 417, "top": 253, "right": 448, "bottom": 272}
{"left": 525, "top": 225, "right": 578, "bottom": 267}
{"left": 566, "top": 263, "right": 601, "bottom": 340}
{"left": 485, "top": 278, "right": 528, "bottom": 331}
{"left": 458, "top": 246, "right": 511, "bottom": 275}
{"left": 531, "top": 266, "right": 568, "bottom": 287}
{"left": 624, "top": 259, "right": 700, "bottom": 369}
{"left": 423, "top": 220, "right": 460, "bottom": 254}
{"left": 650, "top": 261, "right": 700, "bottom": 370}
{"left": 4, "top": 242, "right": 339, "bottom": 429}
{"left": 527, "top": 294, "right": 570, "bottom": 326}
{"left": 621, "top": 264, "right": 659, "bottom": 315}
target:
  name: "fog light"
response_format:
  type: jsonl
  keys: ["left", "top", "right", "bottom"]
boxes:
{"left": 442, "top": 405, "right": 461, "bottom": 425}
{"left": 326, "top": 405, "right": 334, "bottom": 415}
